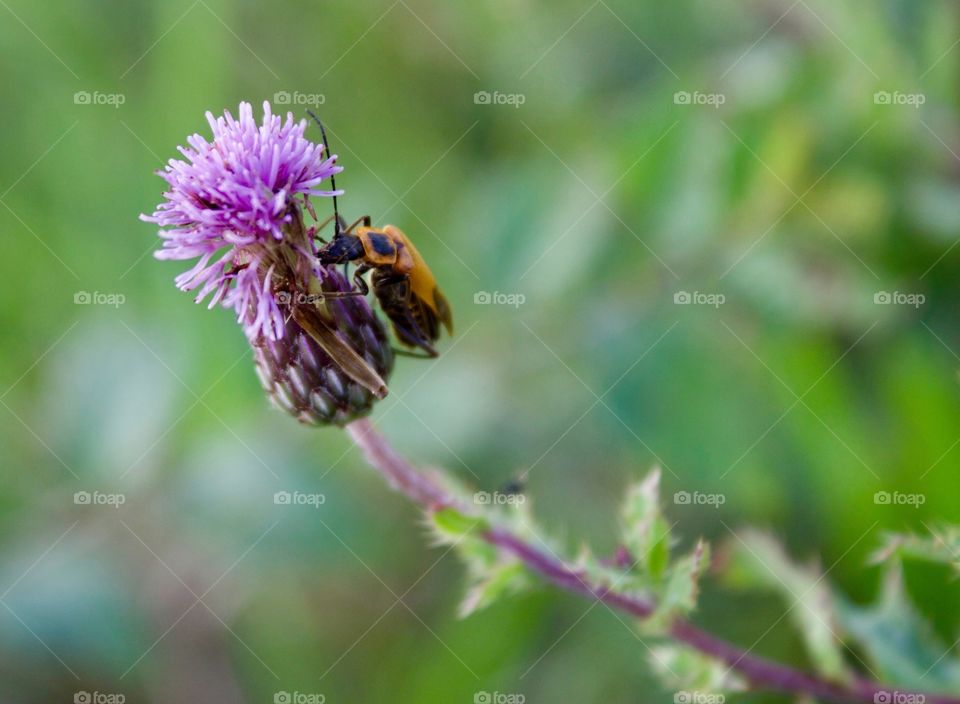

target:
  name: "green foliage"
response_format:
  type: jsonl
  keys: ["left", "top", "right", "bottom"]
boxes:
{"left": 459, "top": 561, "right": 530, "bottom": 619}
{"left": 431, "top": 507, "right": 488, "bottom": 539}
{"left": 872, "top": 525, "right": 960, "bottom": 573}
{"left": 837, "top": 566, "right": 960, "bottom": 691}
{"left": 724, "top": 530, "right": 851, "bottom": 682}
{"left": 654, "top": 539, "right": 710, "bottom": 625}
{"left": 725, "top": 527, "right": 960, "bottom": 693}
{"left": 621, "top": 468, "right": 674, "bottom": 581}
{"left": 616, "top": 469, "right": 714, "bottom": 626}
{"left": 427, "top": 506, "right": 528, "bottom": 619}
{"left": 648, "top": 645, "right": 746, "bottom": 694}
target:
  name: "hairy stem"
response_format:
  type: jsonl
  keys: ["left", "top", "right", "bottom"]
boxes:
{"left": 345, "top": 418, "right": 959, "bottom": 704}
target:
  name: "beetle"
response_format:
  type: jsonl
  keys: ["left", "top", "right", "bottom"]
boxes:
{"left": 307, "top": 111, "right": 452, "bottom": 357}
{"left": 317, "top": 215, "right": 453, "bottom": 357}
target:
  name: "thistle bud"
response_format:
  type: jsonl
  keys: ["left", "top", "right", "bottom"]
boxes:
{"left": 252, "top": 268, "right": 394, "bottom": 426}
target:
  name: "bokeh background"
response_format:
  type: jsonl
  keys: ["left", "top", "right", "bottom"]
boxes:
{"left": 1, "top": 0, "right": 959, "bottom": 701}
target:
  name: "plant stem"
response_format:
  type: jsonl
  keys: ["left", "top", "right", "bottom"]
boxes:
{"left": 345, "top": 418, "right": 960, "bottom": 704}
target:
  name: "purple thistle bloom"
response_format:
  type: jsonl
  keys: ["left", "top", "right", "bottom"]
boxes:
{"left": 142, "top": 101, "right": 342, "bottom": 341}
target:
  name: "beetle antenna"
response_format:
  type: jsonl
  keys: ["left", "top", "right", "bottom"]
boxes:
{"left": 307, "top": 110, "right": 341, "bottom": 234}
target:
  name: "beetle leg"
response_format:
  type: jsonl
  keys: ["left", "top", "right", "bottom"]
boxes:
{"left": 392, "top": 346, "right": 437, "bottom": 359}
{"left": 352, "top": 264, "right": 371, "bottom": 295}
{"left": 314, "top": 213, "right": 337, "bottom": 235}
{"left": 342, "top": 215, "right": 373, "bottom": 233}
{"left": 372, "top": 272, "right": 409, "bottom": 296}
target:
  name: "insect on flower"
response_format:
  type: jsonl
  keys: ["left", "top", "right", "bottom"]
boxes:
{"left": 143, "top": 102, "right": 393, "bottom": 414}
{"left": 308, "top": 113, "right": 454, "bottom": 358}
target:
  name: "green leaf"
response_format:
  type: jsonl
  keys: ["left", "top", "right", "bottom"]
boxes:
{"left": 459, "top": 560, "right": 529, "bottom": 618}
{"left": 725, "top": 530, "right": 851, "bottom": 682}
{"left": 431, "top": 507, "right": 486, "bottom": 540}
{"left": 656, "top": 539, "right": 710, "bottom": 621}
{"left": 871, "top": 525, "right": 960, "bottom": 574}
{"left": 648, "top": 644, "right": 747, "bottom": 693}
{"left": 836, "top": 564, "right": 960, "bottom": 692}
{"left": 577, "top": 548, "right": 650, "bottom": 596}
{"left": 621, "top": 467, "right": 672, "bottom": 579}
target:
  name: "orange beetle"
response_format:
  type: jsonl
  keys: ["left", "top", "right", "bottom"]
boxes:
{"left": 318, "top": 215, "right": 453, "bottom": 357}
{"left": 307, "top": 112, "right": 452, "bottom": 357}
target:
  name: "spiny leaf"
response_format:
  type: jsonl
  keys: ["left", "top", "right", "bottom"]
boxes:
{"left": 459, "top": 560, "right": 529, "bottom": 618}
{"left": 648, "top": 644, "right": 747, "bottom": 693}
{"left": 577, "top": 548, "right": 650, "bottom": 595}
{"left": 656, "top": 539, "right": 710, "bottom": 621}
{"left": 431, "top": 507, "right": 487, "bottom": 541}
{"left": 621, "top": 467, "right": 672, "bottom": 580}
{"left": 871, "top": 525, "right": 960, "bottom": 574}
{"left": 724, "top": 529, "right": 851, "bottom": 682}
{"left": 836, "top": 564, "right": 960, "bottom": 692}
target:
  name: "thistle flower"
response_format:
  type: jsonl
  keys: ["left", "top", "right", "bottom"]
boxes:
{"left": 142, "top": 101, "right": 340, "bottom": 342}
{"left": 144, "top": 101, "right": 394, "bottom": 424}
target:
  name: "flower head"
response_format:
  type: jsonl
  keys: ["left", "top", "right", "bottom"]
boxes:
{"left": 253, "top": 266, "right": 394, "bottom": 426}
{"left": 145, "top": 101, "right": 395, "bottom": 421}
{"left": 142, "top": 100, "right": 341, "bottom": 341}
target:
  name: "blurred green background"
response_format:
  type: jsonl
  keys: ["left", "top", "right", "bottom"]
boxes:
{"left": 1, "top": 0, "right": 959, "bottom": 701}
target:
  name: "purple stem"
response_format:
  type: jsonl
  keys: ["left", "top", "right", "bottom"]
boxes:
{"left": 345, "top": 419, "right": 960, "bottom": 704}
